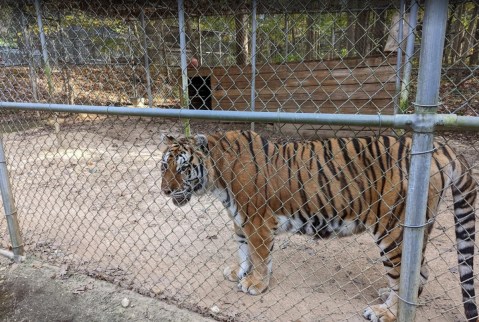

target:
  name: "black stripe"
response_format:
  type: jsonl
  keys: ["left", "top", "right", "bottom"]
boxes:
{"left": 460, "top": 271, "right": 474, "bottom": 282}
{"left": 298, "top": 168, "right": 312, "bottom": 216}
{"left": 374, "top": 138, "right": 386, "bottom": 174}
{"left": 396, "top": 137, "right": 406, "bottom": 183}
{"left": 386, "top": 272, "right": 400, "bottom": 279}
{"left": 261, "top": 136, "right": 270, "bottom": 163}
{"left": 433, "top": 156, "right": 446, "bottom": 196}
{"left": 463, "top": 301, "right": 477, "bottom": 322}
{"left": 388, "top": 251, "right": 403, "bottom": 262}
{"left": 352, "top": 138, "right": 362, "bottom": 155}
{"left": 380, "top": 241, "right": 400, "bottom": 257}
{"left": 224, "top": 190, "right": 231, "bottom": 207}
{"left": 245, "top": 132, "right": 259, "bottom": 173}
{"left": 382, "top": 260, "right": 395, "bottom": 268}
{"left": 324, "top": 140, "right": 337, "bottom": 174}
{"left": 234, "top": 139, "right": 241, "bottom": 154}
{"left": 340, "top": 138, "right": 359, "bottom": 178}
{"left": 286, "top": 144, "right": 293, "bottom": 186}
{"left": 309, "top": 142, "right": 316, "bottom": 171}
{"left": 382, "top": 136, "right": 392, "bottom": 170}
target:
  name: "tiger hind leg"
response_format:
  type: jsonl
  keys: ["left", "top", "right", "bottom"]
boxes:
{"left": 363, "top": 265, "right": 399, "bottom": 322}
{"left": 364, "top": 220, "right": 432, "bottom": 322}
{"left": 378, "top": 262, "right": 429, "bottom": 302}
{"left": 236, "top": 219, "right": 275, "bottom": 295}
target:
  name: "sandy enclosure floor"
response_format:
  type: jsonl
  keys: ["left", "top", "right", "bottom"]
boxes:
{"left": 1, "top": 116, "right": 479, "bottom": 321}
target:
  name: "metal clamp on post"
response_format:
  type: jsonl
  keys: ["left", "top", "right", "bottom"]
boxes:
{"left": 411, "top": 102, "right": 442, "bottom": 109}
{"left": 396, "top": 292, "right": 422, "bottom": 307}
{"left": 409, "top": 146, "right": 438, "bottom": 156}
{"left": 410, "top": 102, "right": 442, "bottom": 134}
{"left": 400, "top": 217, "right": 436, "bottom": 228}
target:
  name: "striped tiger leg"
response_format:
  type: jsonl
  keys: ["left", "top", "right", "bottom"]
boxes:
{"left": 364, "top": 217, "right": 433, "bottom": 322}
{"left": 237, "top": 218, "right": 274, "bottom": 295}
{"left": 224, "top": 223, "right": 252, "bottom": 282}
{"left": 364, "top": 223, "right": 405, "bottom": 322}
{"left": 378, "top": 253, "right": 430, "bottom": 302}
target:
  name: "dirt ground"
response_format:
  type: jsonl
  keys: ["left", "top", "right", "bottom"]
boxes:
{"left": 1, "top": 116, "right": 479, "bottom": 321}
{"left": 0, "top": 256, "right": 213, "bottom": 322}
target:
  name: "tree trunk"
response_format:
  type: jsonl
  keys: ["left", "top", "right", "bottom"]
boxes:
{"left": 197, "top": 16, "right": 203, "bottom": 65}
{"left": 373, "top": 8, "right": 386, "bottom": 54}
{"left": 451, "top": 4, "right": 465, "bottom": 64}
{"left": 461, "top": 3, "right": 479, "bottom": 62}
{"left": 18, "top": 4, "right": 39, "bottom": 102}
{"left": 291, "top": 15, "right": 297, "bottom": 59}
{"left": 346, "top": 10, "right": 356, "bottom": 55}
{"left": 445, "top": 4, "right": 458, "bottom": 64}
{"left": 356, "top": 9, "right": 370, "bottom": 56}
{"left": 470, "top": 19, "right": 479, "bottom": 65}
{"left": 235, "top": 13, "right": 249, "bottom": 65}
{"left": 284, "top": 13, "right": 289, "bottom": 61}
{"left": 305, "top": 14, "right": 315, "bottom": 60}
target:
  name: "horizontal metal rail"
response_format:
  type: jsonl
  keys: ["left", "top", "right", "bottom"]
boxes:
{"left": 1, "top": 102, "right": 479, "bottom": 131}
{"left": 0, "top": 248, "right": 24, "bottom": 261}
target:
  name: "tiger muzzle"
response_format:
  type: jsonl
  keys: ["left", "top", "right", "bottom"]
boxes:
{"left": 170, "top": 191, "right": 192, "bottom": 207}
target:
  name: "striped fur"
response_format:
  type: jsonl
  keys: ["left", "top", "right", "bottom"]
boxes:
{"left": 160, "top": 130, "right": 477, "bottom": 322}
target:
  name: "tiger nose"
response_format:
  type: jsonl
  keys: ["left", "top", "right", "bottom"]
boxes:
{"left": 163, "top": 188, "right": 172, "bottom": 196}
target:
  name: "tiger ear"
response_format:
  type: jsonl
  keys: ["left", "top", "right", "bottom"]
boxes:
{"left": 194, "top": 134, "right": 209, "bottom": 154}
{"left": 165, "top": 135, "right": 177, "bottom": 145}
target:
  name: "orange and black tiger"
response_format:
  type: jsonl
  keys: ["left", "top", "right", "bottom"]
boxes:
{"left": 160, "top": 130, "right": 477, "bottom": 322}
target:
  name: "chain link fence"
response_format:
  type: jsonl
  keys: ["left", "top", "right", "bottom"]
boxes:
{"left": 0, "top": 0, "right": 479, "bottom": 321}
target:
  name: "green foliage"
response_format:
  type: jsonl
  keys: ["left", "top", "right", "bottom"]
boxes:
{"left": 0, "top": 4, "right": 17, "bottom": 47}
{"left": 62, "top": 10, "right": 128, "bottom": 34}
{"left": 91, "top": 37, "right": 128, "bottom": 55}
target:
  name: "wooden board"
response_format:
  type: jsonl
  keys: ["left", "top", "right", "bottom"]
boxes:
{"left": 213, "top": 66, "right": 397, "bottom": 88}
{"left": 184, "top": 55, "right": 398, "bottom": 137}
{"left": 207, "top": 56, "right": 397, "bottom": 112}
{"left": 214, "top": 99, "right": 395, "bottom": 114}
{"left": 208, "top": 55, "right": 397, "bottom": 76}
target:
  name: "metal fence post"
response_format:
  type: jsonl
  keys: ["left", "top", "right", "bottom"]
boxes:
{"left": 178, "top": 0, "right": 190, "bottom": 137}
{"left": 250, "top": 0, "right": 258, "bottom": 131}
{"left": 34, "top": 0, "right": 53, "bottom": 95}
{"left": 0, "top": 135, "right": 24, "bottom": 262}
{"left": 399, "top": 0, "right": 419, "bottom": 112}
{"left": 140, "top": 8, "right": 153, "bottom": 108}
{"left": 394, "top": 0, "right": 405, "bottom": 114}
{"left": 398, "top": 0, "right": 449, "bottom": 321}
{"left": 20, "top": 6, "right": 39, "bottom": 103}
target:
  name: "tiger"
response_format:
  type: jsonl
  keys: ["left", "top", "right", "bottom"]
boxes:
{"left": 160, "top": 130, "right": 477, "bottom": 322}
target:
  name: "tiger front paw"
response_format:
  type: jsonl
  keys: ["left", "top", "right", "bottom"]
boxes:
{"left": 237, "top": 273, "right": 269, "bottom": 295}
{"left": 223, "top": 265, "right": 241, "bottom": 282}
{"left": 363, "top": 304, "right": 396, "bottom": 322}
{"left": 378, "top": 287, "right": 391, "bottom": 302}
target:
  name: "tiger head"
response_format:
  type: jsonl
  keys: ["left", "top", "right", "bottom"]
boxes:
{"left": 160, "top": 134, "right": 210, "bottom": 206}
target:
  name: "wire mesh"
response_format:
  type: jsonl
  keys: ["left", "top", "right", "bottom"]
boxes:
{"left": 0, "top": 1, "right": 478, "bottom": 321}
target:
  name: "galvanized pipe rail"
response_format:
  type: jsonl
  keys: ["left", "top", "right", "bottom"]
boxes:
{"left": 1, "top": 102, "right": 479, "bottom": 131}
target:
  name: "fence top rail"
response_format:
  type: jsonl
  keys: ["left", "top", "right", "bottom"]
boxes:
{"left": 0, "top": 102, "right": 478, "bottom": 131}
